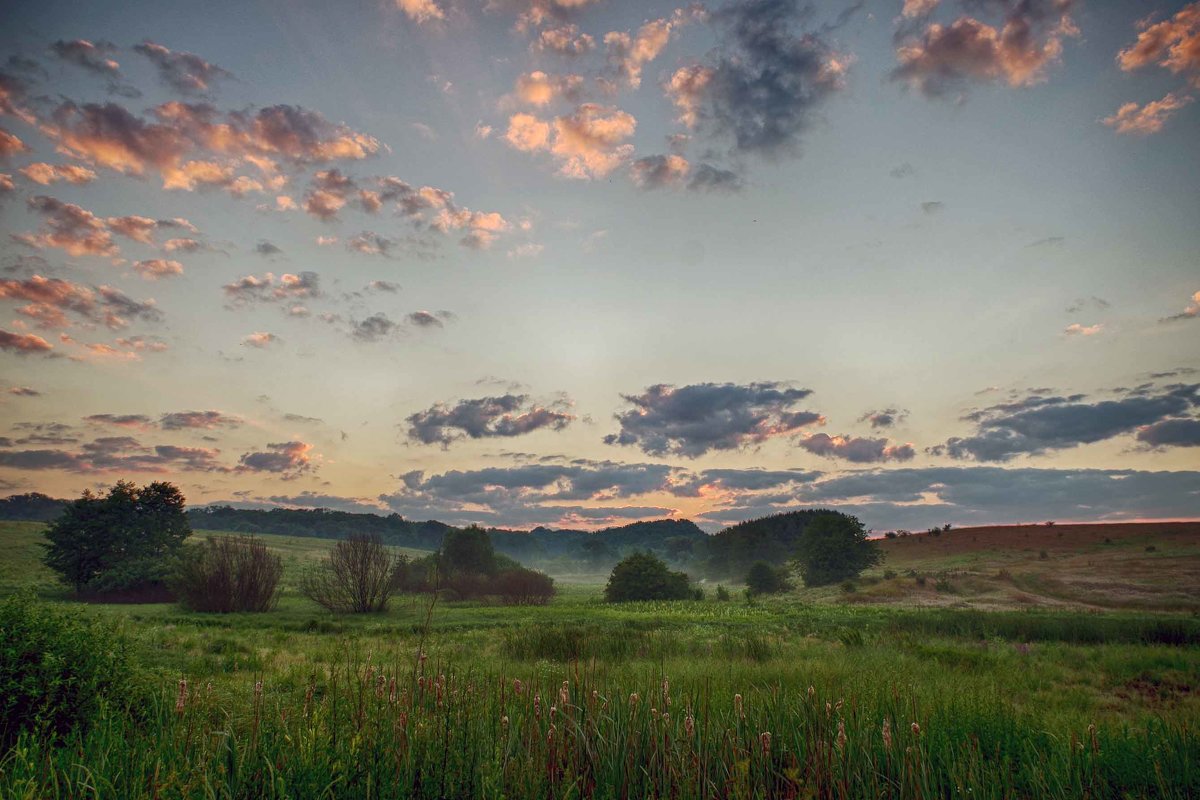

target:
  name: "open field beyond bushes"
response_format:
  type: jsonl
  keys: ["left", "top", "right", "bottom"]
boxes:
{"left": 1, "top": 519, "right": 1198, "bottom": 798}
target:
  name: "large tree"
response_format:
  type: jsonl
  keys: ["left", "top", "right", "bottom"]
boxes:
{"left": 42, "top": 481, "right": 190, "bottom": 595}
{"left": 790, "top": 513, "right": 881, "bottom": 587}
{"left": 440, "top": 525, "right": 498, "bottom": 576}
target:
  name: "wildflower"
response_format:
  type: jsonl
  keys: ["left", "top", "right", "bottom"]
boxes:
{"left": 254, "top": 681, "right": 263, "bottom": 700}
{"left": 882, "top": 718, "right": 892, "bottom": 749}
{"left": 389, "top": 677, "right": 397, "bottom": 704}
{"left": 662, "top": 711, "right": 670, "bottom": 724}
{"left": 662, "top": 678, "right": 670, "bottom": 705}
{"left": 513, "top": 678, "right": 525, "bottom": 695}
{"left": 591, "top": 689, "right": 599, "bottom": 705}
{"left": 399, "top": 711, "right": 408, "bottom": 729}
{"left": 836, "top": 720, "right": 847, "bottom": 751}
{"left": 547, "top": 723, "right": 556, "bottom": 744}
{"left": 175, "top": 678, "right": 187, "bottom": 715}
{"left": 684, "top": 712, "right": 696, "bottom": 738}
{"left": 759, "top": 731, "right": 771, "bottom": 754}
{"left": 651, "top": 707, "right": 659, "bottom": 719}
{"left": 807, "top": 685, "right": 815, "bottom": 698}
{"left": 826, "top": 702, "right": 832, "bottom": 716}
{"left": 734, "top": 694, "right": 744, "bottom": 719}
{"left": 375, "top": 675, "right": 385, "bottom": 699}
{"left": 535, "top": 694, "right": 542, "bottom": 719}
{"left": 560, "top": 680, "right": 569, "bottom": 706}
{"left": 834, "top": 698, "right": 844, "bottom": 712}
{"left": 911, "top": 722, "right": 921, "bottom": 737}
{"left": 550, "top": 705, "right": 558, "bottom": 720}
{"left": 501, "top": 715, "right": 510, "bottom": 729}
{"left": 630, "top": 692, "right": 640, "bottom": 708}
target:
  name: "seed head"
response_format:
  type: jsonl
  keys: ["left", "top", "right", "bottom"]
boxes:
{"left": 759, "top": 731, "right": 771, "bottom": 753}
{"left": 734, "top": 693, "right": 744, "bottom": 718}
{"left": 911, "top": 722, "right": 921, "bottom": 737}
{"left": 882, "top": 718, "right": 892, "bottom": 748}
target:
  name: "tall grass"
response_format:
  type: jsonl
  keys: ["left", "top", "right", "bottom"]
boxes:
{"left": 2, "top": 645, "right": 1196, "bottom": 799}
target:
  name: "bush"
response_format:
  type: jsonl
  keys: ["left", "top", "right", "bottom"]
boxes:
{"left": 882, "top": 569, "right": 897, "bottom": 580}
{"left": 0, "top": 592, "right": 140, "bottom": 748}
{"left": 915, "top": 575, "right": 927, "bottom": 587}
{"left": 492, "top": 568, "right": 555, "bottom": 605}
{"left": 715, "top": 585, "right": 731, "bottom": 601}
{"left": 604, "top": 552, "right": 696, "bottom": 602}
{"left": 840, "top": 580, "right": 856, "bottom": 593}
{"left": 744, "top": 561, "right": 793, "bottom": 597}
{"left": 172, "top": 536, "right": 283, "bottom": 612}
{"left": 301, "top": 533, "right": 403, "bottom": 613}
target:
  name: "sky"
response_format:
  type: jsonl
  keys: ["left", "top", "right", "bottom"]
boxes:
{"left": 0, "top": 0, "right": 1197, "bottom": 532}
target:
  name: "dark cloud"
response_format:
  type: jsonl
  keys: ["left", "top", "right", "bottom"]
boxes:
{"left": 0, "top": 435, "right": 226, "bottom": 473}
{"left": 859, "top": 408, "right": 907, "bottom": 429}
{"left": 921, "top": 200, "right": 944, "bottom": 214}
{"left": 351, "top": 313, "right": 399, "bottom": 342}
{"left": 1065, "top": 295, "right": 1109, "bottom": 313}
{"left": 255, "top": 240, "right": 283, "bottom": 256}
{"left": 84, "top": 413, "right": 153, "bottom": 428}
{"left": 687, "top": 163, "right": 743, "bottom": 192}
{"left": 237, "top": 441, "right": 314, "bottom": 478}
{"left": 673, "top": 0, "right": 853, "bottom": 159}
{"left": 406, "top": 394, "right": 575, "bottom": 447}
{"left": 408, "top": 310, "right": 454, "bottom": 328}
{"left": 160, "top": 410, "right": 242, "bottom": 430}
{"left": 7, "top": 387, "right": 40, "bottom": 396}
{"left": 1028, "top": 235, "right": 1065, "bottom": 248}
{"left": 932, "top": 384, "right": 1200, "bottom": 461}
{"left": 605, "top": 381, "right": 823, "bottom": 457}
{"left": 49, "top": 39, "right": 119, "bottom": 76}
{"left": 797, "top": 433, "right": 916, "bottom": 463}
{"left": 223, "top": 271, "right": 319, "bottom": 306}
{"left": 367, "top": 280, "right": 400, "bottom": 293}
{"left": 668, "top": 467, "right": 821, "bottom": 497}
{"left": 132, "top": 41, "right": 232, "bottom": 96}
{"left": 890, "top": 162, "right": 915, "bottom": 178}
{"left": 1136, "top": 418, "right": 1200, "bottom": 448}
{"left": 264, "top": 491, "right": 385, "bottom": 515}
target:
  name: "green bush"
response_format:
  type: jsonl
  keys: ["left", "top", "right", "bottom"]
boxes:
{"left": 0, "top": 592, "right": 140, "bottom": 748}
{"left": 715, "top": 584, "right": 731, "bottom": 601}
{"left": 744, "top": 561, "right": 793, "bottom": 597}
{"left": 604, "top": 552, "right": 696, "bottom": 602}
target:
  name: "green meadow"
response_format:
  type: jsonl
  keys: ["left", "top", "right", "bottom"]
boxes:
{"left": 2, "top": 520, "right": 1198, "bottom": 798}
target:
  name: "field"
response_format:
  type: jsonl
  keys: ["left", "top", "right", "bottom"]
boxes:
{"left": 2, "top": 520, "right": 1199, "bottom": 798}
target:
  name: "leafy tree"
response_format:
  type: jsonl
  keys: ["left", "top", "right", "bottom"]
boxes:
{"left": 441, "top": 525, "right": 498, "bottom": 576}
{"left": 42, "top": 481, "right": 190, "bottom": 595}
{"left": 790, "top": 514, "right": 881, "bottom": 587}
{"left": 604, "top": 552, "right": 696, "bottom": 602}
{"left": 744, "top": 561, "right": 793, "bottom": 597}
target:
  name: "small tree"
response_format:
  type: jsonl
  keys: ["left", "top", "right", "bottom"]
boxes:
{"left": 300, "top": 533, "right": 402, "bottom": 613}
{"left": 790, "top": 514, "right": 881, "bottom": 587}
{"left": 744, "top": 561, "right": 793, "bottom": 597}
{"left": 493, "top": 567, "right": 556, "bottom": 605}
{"left": 604, "top": 552, "right": 695, "bottom": 602}
{"left": 172, "top": 536, "right": 283, "bottom": 612}
{"left": 43, "top": 481, "right": 190, "bottom": 596}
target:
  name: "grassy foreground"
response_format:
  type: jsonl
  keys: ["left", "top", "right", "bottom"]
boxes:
{"left": 1, "top": 521, "right": 1198, "bottom": 798}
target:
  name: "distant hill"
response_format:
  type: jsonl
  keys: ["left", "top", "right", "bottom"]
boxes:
{"left": 186, "top": 505, "right": 454, "bottom": 550}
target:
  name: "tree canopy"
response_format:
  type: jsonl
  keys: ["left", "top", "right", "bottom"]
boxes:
{"left": 744, "top": 560, "right": 794, "bottom": 597}
{"left": 789, "top": 513, "right": 881, "bottom": 587}
{"left": 42, "top": 481, "right": 190, "bottom": 595}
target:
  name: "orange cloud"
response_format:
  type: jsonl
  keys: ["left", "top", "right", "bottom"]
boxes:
{"left": 1116, "top": 3, "right": 1200, "bottom": 86}
{"left": 18, "top": 162, "right": 97, "bottom": 185}
{"left": 0, "top": 329, "right": 53, "bottom": 354}
{"left": 1103, "top": 92, "right": 1194, "bottom": 135}
{"left": 396, "top": 0, "right": 445, "bottom": 24}
{"left": 133, "top": 259, "right": 184, "bottom": 280}
{"left": 605, "top": 9, "right": 696, "bottom": 89}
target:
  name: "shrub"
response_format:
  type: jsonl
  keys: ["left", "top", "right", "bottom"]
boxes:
{"left": 604, "top": 552, "right": 695, "bottom": 602}
{"left": 840, "top": 580, "right": 856, "bottom": 593}
{"left": 935, "top": 578, "right": 954, "bottom": 593}
{"left": 172, "top": 536, "right": 283, "bottom": 612}
{"left": 915, "top": 575, "right": 927, "bottom": 587}
{"left": 492, "top": 568, "right": 555, "bottom": 605}
{"left": 301, "top": 533, "right": 403, "bottom": 613}
{"left": 0, "top": 592, "right": 140, "bottom": 748}
{"left": 884, "top": 531, "right": 897, "bottom": 539}
{"left": 883, "top": 569, "right": 897, "bottom": 580}
{"left": 744, "top": 561, "right": 793, "bottom": 597}
{"left": 715, "top": 585, "right": 731, "bottom": 601}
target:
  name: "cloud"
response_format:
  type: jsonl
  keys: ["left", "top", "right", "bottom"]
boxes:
{"left": 604, "top": 9, "right": 697, "bottom": 89}
{"left": 14, "top": 196, "right": 116, "bottom": 257}
{"left": 1161, "top": 290, "right": 1200, "bottom": 323}
{"left": 901, "top": 0, "right": 939, "bottom": 19}
{"left": 406, "top": 393, "right": 576, "bottom": 446}
{"left": 1064, "top": 322, "right": 1103, "bottom": 336}
{"left": 8, "top": 387, "right": 40, "bottom": 396}
{"left": 223, "top": 271, "right": 320, "bottom": 306}
{"left": 0, "top": 436, "right": 228, "bottom": 473}
{"left": 664, "top": 0, "right": 851, "bottom": 159}
{"left": 605, "top": 381, "right": 823, "bottom": 457}
{"left": 889, "top": 161, "right": 916, "bottom": 178}
{"left": 630, "top": 154, "right": 690, "bottom": 189}
{"left": 347, "top": 231, "right": 396, "bottom": 256}
{"left": 237, "top": 440, "right": 314, "bottom": 477}
{"left": 133, "top": 259, "right": 183, "bottom": 280}
{"left": 133, "top": 41, "right": 232, "bottom": 96}
{"left": 797, "top": 432, "right": 916, "bottom": 463}
{"left": 0, "top": 329, "right": 53, "bottom": 354}
{"left": 408, "top": 309, "right": 454, "bottom": 328}
{"left": 921, "top": 200, "right": 944, "bottom": 214}
{"left": 512, "top": 71, "right": 586, "bottom": 105}
{"left": 396, "top": 0, "right": 445, "bottom": 24}
{"left": 1102, "top": 92, "right": 1193, "bottom": 135}
{"left": 1115, "top": 3, "right": 1200, "bottom": 86}
{"left": 241, "top": 331, "right": 278, "bottom": 348}
{"left": 255, "top": 240, "right": 283, "bottom": 256}
{"left": 523, "top": 103, "right": 637, "bottom": 179}
{"left": 18, "top": 163, "right": 97, "bottom": 185}
{"left": 351, "top": 313, "right": 399, "bottom": 342}
{"left": 159, "top": 410, "right": 242, "bottom": 430}
{"left": 687, "top": 162, "right": 743, "bottom": 192}
{"left": 931, "top": 384, "right": 1200, "bottom": 461}
{"left": 49, "top": 39, "right": 119, "bottom": 76}
{"left": 0, "top": 274, "right": 161, "bottom": 330}
{"left": 892, "top": 0, "right": 1079, "bottom": 98}
{"left": 1136, "top": 418, "right": 1200, "bottom": 448}
{"left": 0, "top": 128, "right": 26, "bottom": 161}
{"left": 858, "top": 408, "right": 907, "bottom": 429}
{"left": 537, "top": 24, "right": 596, "bottom": 56}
